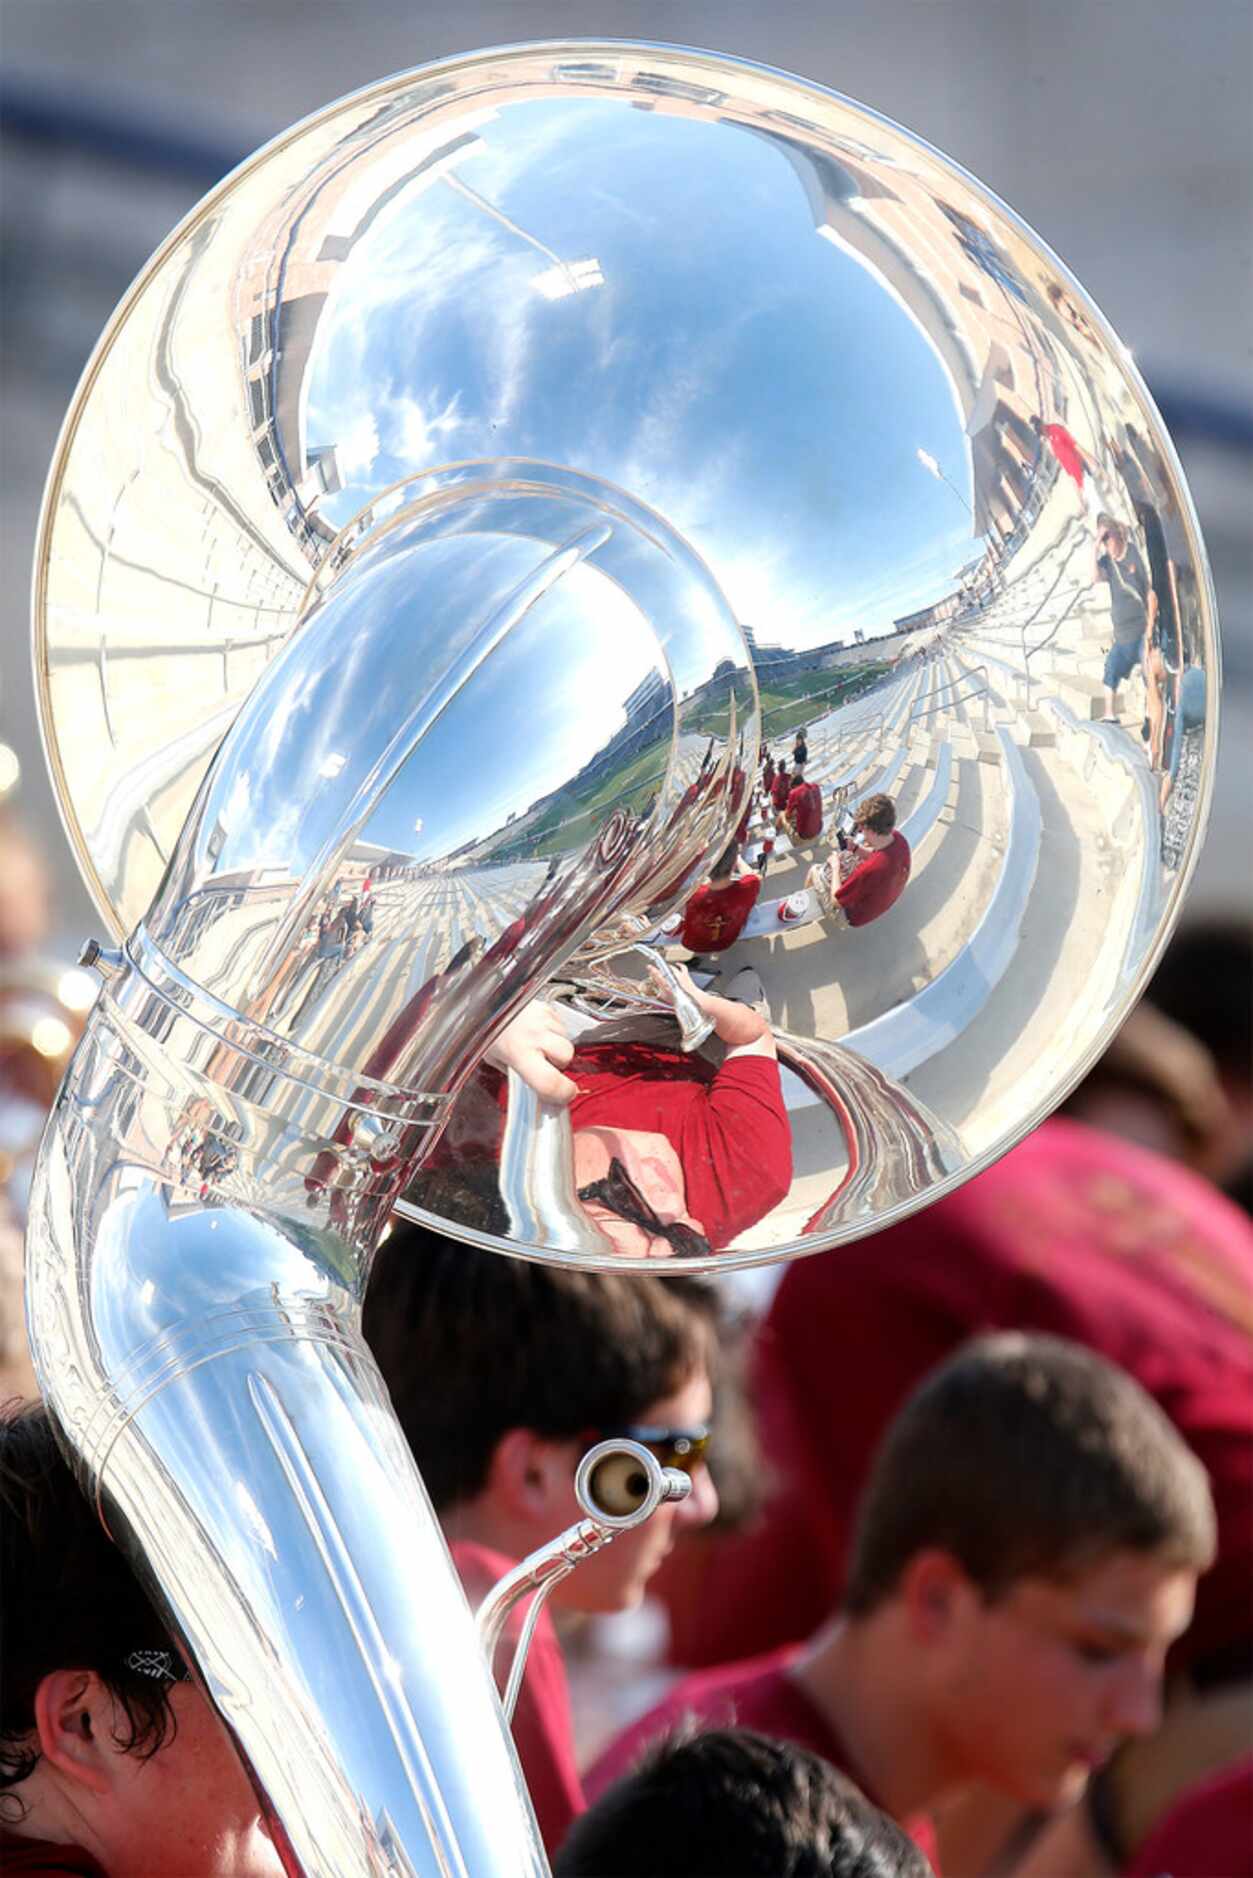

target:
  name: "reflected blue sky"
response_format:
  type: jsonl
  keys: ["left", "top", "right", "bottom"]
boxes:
{"left": 306, "top": 98, "right": 974, "bottom": 651}
{"left": 192, "top": 531, "right": 672, "bottom": 871}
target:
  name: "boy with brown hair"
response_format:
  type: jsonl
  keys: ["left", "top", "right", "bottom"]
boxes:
{"left": 590, "top": 1334, "right": 1215, "bottom": 1865}
{"left": 805, "top": 792, "right": 910, "bottom": 928}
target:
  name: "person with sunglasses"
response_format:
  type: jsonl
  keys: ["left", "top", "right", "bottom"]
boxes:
{"left": 362, "top": 1230, "right": 726, "bottom": 1857}
{"left": 0, "top": 1402, "right": 283, "bottom": 1878}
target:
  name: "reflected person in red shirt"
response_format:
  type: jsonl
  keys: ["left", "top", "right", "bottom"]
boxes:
{"left": 808, "top": 793, "right": 910, "bottom": 929}
{"left": 678, "top": 841, "right": 762, "bottom": 961}
{"left": 428, "top": 967, "right": 793, "bottom": 1257}
{"left": 784, "top": 766, "right": 824, "bottom": 844}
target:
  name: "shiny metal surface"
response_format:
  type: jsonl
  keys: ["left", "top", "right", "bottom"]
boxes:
{"left": 26, "top": 37, "right": 1218, "bottom": 1878}
{"left": 34, "top": 40, "right": 1217, "bottom": 1269}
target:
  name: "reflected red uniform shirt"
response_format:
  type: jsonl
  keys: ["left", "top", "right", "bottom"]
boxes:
{"left": 658, "top": 1120, "right": 1253, "bottom": 1677}
{"left": 786, "top": 782, "right": 823, "bottom": 841}
{"left": 586, "top": 1646, "right": 939, "bottom": 1871}
{"left": 1044, "top": 421, "right": 1086, "bottom": 491}
{"left": 680, "top": 874, "right": 762, "bottom": 953}
{"left": 835, "top": 832, "right": 911, "bottom": 925}
{"left": 568, "top": 1044, "right": 791, "bottom": 1250}
{"left": 432, "top": 1043, "right": 792, "bottom": 1253}
{"left": 451, "top": 1540, "right": 584, "bottom": 1856}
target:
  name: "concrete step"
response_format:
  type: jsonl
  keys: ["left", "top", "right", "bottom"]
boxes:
{"left": 1052, "top": 671, "right": 1106, "bottom": 719}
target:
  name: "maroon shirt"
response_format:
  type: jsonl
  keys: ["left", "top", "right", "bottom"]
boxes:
{"left": 786, "top": 781, "right": 823, "bottom": 841}
{"left": 1123, "top": 1756, "right": 1253, "bottom": 1878}
{"left": 771, "top": 770, "right": 792, "bottom": 812}
{"left": 680, "top": 874, "right": 762, "bottom": 953}
{"left": 835, "top": 831, "right": 911, "bottom": 925}
{"left": 0, "top": 1834, "right": 110, "bottom": 1876}
{"left": 587, "top": 1646, "right": 939, "bottom": 1870}
{"left": 659, "top": 1120, "right": 1253, "bottom": 1677}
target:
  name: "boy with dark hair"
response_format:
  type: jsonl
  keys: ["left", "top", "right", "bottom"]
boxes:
{"left": 555, "top": 1728, "right": 930, "bottom": 1878}
{"left": 0, "top": 1403, "right": 281, "bottom": 1878}
{"left": 679, "top": 840, "right": 762, "bottom": 958}
{"left": 590, "top": 1334, "right": 1214, "bottom": 1863}
{"left": 785, "top": 766, "right": 824, "bottom": 844}
{"left": 362, "top": 1229, "right": 723, "bottom": 1855}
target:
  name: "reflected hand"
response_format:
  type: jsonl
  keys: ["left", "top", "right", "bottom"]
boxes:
{"left": 485, "top": 1000, "right": 578, "bottom": 1104}
{"left": 647, "top": 959, "right": 705, "bottom": 1013}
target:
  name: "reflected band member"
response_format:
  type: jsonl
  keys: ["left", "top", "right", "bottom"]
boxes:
{"left": 1094, "top": 514, "right": 1157, "bottom": 724}
{"left": 806, "top": 794, "right": 911, "bottom": 930}
{"left": 678, "top": 841, "right": 762, "bottom": 960}
{"left": 417, "top": 966, "right": 792, "bottom": 1256}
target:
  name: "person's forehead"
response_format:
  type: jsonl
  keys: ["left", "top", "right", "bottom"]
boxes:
{"left": 1008, "top": 1551, "right": 1197, "bottom": 1641}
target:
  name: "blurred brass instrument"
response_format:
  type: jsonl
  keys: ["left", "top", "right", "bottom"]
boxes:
{"left": 25, "top": 42, "right": 1217, "bottom": 1875}
{"left": 0, "top": 962, "right": 95, "bottom": 1213}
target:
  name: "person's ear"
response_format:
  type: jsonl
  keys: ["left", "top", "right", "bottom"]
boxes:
{"left": 898, "top": 1548, "right": 979, "bottom": 1647}
{"left": 487, "top": 1428, "right": 577, "bottom": 1525}
{"left": 32, "top": 1670, "right": 118, "bottom": 1797}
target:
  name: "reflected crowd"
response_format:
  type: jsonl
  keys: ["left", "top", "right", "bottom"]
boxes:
{"left": 1, "top": 803, "right": 1250, "bottom": 1877}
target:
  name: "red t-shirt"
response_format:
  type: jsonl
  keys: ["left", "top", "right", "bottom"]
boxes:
{"left": 659, "top": 1121, "right": 1253, "bottom": 1677}
{"left": 835, "top": 832, "right": 911, "bottom": 925}
{"left": 771, "top": 771, "right": 792, "bottom": 811}
{"left": 1044, "top": 422, "right": 1086, "bottom": 490}
{"left": 451, "top": 1540, "right": 584, "bottom": 1856}
{"left": 567, "top": 1044, "right": 792, "bottom": 1250}
{"left": 1123, "top": 1756, "right": 1253, "bottom": 1878}
{"left": 786, "top": 782, "right": 823, "bottom": 840}
{"left": 680, "top": 875, "right": 762, "bottom": 953}
{"left": 0, "top": 1834, "right": 110, "bottom": 1876}
{"left": 432, "top": 1044, "right": 792, "bottom": 1253}
{"left": 586, "top": 1646, "right": 939, "bottom": 1870}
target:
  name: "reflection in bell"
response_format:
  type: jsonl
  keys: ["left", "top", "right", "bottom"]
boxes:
{"left": 26, "top": 39, "right": 1218, "bottom": 1878}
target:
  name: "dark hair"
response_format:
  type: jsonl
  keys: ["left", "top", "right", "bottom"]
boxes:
{"left": 362, "top": 1225, "right": 720, "bottom": 1510}
{"left": 853, "top": 794, "right": 896, "bottom": 835}
{"left": 710, "top": 840, "right": 740, "bottom": 881}
{"left": 553, "top": 1727, "right": 929, "bottom": 1877}
{"left": 844, "top": 1334, "right": 1216, "bottom": 1615}
{"left": 1, "top": 1402, "right": 180, "bottom": 1817}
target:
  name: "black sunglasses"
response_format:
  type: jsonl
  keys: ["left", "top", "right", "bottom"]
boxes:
{"left": 605, "top": 1424, "right": 712, "bottom": 1475}
{"left": 577, "top": 1157, "right": 712, "bottom": 1258}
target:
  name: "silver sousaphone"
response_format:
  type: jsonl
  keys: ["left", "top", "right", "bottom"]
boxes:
{"left": 26, "top": 41, "right": 1219, "bottom": 1876}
